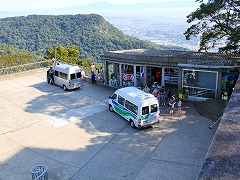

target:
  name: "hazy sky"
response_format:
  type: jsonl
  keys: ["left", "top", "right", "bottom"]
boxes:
{"left": 1, "top": 0, "right": 194, "bottom": 11}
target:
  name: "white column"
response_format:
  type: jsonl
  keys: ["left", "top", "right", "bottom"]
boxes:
{"left": 119, "top": 63, "right": 122, "bottom": 87}
{"left": 134, "top": 65, "right": 137, "bottom": 87}
{"left": 162, "top": 67, "right": 165, "bottom": 86}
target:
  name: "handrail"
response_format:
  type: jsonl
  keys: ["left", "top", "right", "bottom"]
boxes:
{"left": 0, "top": 60, "right": 92, "bottom": 77}
{"left": 0, "top": 60, "right": 52, "bottom": 75}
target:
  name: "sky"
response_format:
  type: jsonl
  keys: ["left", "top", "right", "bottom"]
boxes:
{"left": 1, "top": 0, "right": 194, "bottom": 11}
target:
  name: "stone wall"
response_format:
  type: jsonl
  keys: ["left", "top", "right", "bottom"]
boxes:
{"left": 198, "top": 77, "right": 240, "bottom": 179}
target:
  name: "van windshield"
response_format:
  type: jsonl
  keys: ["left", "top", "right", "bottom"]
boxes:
{"left": 142, "top": 106, "right": 149, "bottom": 115}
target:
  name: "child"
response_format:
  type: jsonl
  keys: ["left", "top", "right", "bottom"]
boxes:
{"left": 169, "top": 97, "right": 176, "bottom": 116}
{"left": 178, "top": 99, "right": 182, "bottom": 114}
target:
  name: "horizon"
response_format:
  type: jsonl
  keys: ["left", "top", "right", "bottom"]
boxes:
{"left": 1, "top": 0, "right": 195, "bottom": 11}
{"left": 0, "top": 1, "right": 199, "bottom": 23}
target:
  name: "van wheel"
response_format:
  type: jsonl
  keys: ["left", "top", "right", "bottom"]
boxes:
{"left": 109, "top": 105, "right": 114, "bottom": 112}
{"left": 63, "top": 85, "right": 67, "bottom": 91}
{"left": 130, "top": 120, "right": 136, "bottom": 128}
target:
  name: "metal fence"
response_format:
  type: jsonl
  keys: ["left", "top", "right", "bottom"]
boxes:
{"left": 0, "top": 60, "right": 52, "bottom": 76}
{"left": 0, "top": 60, "right": 92, "bottom": 77}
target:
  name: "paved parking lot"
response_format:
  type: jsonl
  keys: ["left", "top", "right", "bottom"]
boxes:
{"left": 0, "top": 68, "right": 217, "bottom": 180}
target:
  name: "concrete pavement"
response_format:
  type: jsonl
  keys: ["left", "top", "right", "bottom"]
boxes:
{"left": 0, "top": 68, "right": 217, "bottom": 180}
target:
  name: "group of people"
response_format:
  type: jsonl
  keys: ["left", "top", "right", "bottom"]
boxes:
{"left": 143, "top": 85, "right": 183, "bottom": 116}
{"left": 90, "top": 64, "right": 103, "bottom": 85}
{"left": 168, "top": 94, "right": 182, "bottom": 116}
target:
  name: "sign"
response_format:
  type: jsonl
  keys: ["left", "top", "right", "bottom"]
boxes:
{"left": 122, "top": 73, "right": 134, "bottom": 81}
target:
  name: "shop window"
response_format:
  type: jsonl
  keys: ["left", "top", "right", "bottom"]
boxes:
{"left": 183, "top": 69, "right": 217, "bottom": 89}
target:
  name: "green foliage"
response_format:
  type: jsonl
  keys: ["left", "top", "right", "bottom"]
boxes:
{"left": 184, "top": 0, "right": 240, "bottom": 53}
{"left": 0, "top": 53, "right": 34, "bottom": 68}
{"left": 0, "top": 43, "right": 29, "bottom": 55}
{"left": 0, "top": 43, "right": 36, "bottom": 68}
{"left": 0, "top": 14, "right": 161, "bottom": 61}
{"left": 46, "top": 45, "right": 93, "bottom": 67}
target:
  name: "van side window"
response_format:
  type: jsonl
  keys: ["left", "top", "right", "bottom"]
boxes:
{"left": 125, "top": 100, "right": 138, "bottom": 114}
{"left": 118, "top": 95, "right": 125, "bottom": 106}
{"left": 142, "top": 106, "right": 149, "bottom": 115}
{"left": 70, "top": 73, "right": 76, "bottom": 80}
{"left": 55, "top": 70, "right": 59, "bottom": 77}
{"left": 151, "top": 104, "right": 158, "bottom": 113}
{"left": 76, "top": 72, "right": 82, "bottom": 78}
{"left": 110, "top": 93, "right": 117, "bottom": 100}
{"left": 60, "top": 72, "right": 68, "bottom": 80}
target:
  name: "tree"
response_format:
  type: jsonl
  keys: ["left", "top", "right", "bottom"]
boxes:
{"left": 184, "top": 0, "right": 240, "bottom": 53}
{"left": 68, "top": 46, "right": 80, "bottom": 58}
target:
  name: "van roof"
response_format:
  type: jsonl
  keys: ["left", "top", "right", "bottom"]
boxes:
{"left": 115, "top": 87, "right": 156, "bottom": 102}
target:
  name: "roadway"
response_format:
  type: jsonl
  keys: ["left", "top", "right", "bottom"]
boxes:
{"left": 0, "top": 68, "right": 217, "bottom": 180}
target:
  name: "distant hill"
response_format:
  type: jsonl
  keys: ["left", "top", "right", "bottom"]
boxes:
{"left": 0, "top": 14, "right": 160, "bottom": 61}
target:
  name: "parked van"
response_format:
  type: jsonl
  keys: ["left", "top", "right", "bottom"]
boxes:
{"left": 108, "top": 87, "right": 160, "bottom": 128}
{"left": 47, "top": 63, "right": 84, "bottom": 91}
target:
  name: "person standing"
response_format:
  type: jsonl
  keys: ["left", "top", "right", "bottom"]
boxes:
{"left": 157, "top": 90, "right": 161, "bottom": 106}
{"left": 153, "top": 87, "right": 158, "bottom": 98}
{"left": 91, "top": 72, "right": 96, "bottom": 84}
{"left": 177, "top": 99, "right": 182, "bottom": 114}
{"left": 169, "top": 97, "right": 176, "bottom": 116}
{"left": 98, "top": 67, "right": 103, "bottom": 82}
{"left": 160, "top": 86, "right": 166, "bottom": 106}
{"left": 167, "top": 88, "right": 172, "bottom": 107}
{"left": 144, "top": 85, "right": 150, "bottom": 93}
{"left": 90, "top": 64, "right": 95, "bottom": 73}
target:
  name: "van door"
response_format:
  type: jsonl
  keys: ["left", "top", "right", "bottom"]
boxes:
{"left": 54, "top": 70, "right": 59, "bottom": 85}
{"left": 148, "top": 103, "right": 159, "bottom": 124}
{"left": 141, "top": 103, "right": 159, "bottom": 126}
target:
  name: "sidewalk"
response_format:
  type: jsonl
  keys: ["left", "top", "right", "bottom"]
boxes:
{"left": 0, "top": 69, "right": 218, "bottom": 180}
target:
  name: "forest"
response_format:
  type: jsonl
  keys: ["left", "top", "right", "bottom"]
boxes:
{"left": 0, "top": 14, "right": 160, "bottom": 63}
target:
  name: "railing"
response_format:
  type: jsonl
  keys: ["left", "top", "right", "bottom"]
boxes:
{"left": 0, "top": 60, "right": 52, "bottom": 76}
{"left": 0, "top": 60, "right": 92, "bottom": 77}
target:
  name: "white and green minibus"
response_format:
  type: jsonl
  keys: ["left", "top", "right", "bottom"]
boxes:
{"left": 108, "top": 87, "right": 160, "bottom": 128}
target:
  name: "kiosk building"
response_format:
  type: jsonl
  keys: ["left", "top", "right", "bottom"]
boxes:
{"left": 102, "top": 49, "right": 240, "bottom": 100}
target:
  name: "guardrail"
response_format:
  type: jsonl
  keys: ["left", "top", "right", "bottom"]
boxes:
{"left": 0, "top": 60, "right": 92, "bottom": 77}
{"left": 0, "top": 60, "right": 52, "bottom": 76}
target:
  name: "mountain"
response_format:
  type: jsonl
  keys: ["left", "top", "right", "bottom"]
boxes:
{"left": 0, "top": 14, "right": 160, "bottom": 61}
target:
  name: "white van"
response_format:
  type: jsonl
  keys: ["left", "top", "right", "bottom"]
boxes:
{"left": 108, "top": 87, "right": 160, "bottom": 128}
{"left": 47, "top": 64, "right": 84, "bottom": 91}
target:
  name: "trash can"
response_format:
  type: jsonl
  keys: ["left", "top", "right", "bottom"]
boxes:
{"left": 31, "top": 165, "right": 48, "bottom": 180}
